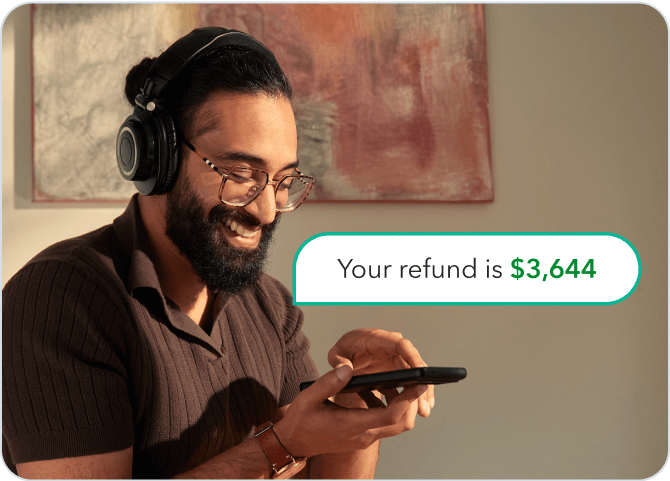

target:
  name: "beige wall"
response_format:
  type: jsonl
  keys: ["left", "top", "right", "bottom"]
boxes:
{"left": 3, "top": 4, "right": 667, "bottom": 478}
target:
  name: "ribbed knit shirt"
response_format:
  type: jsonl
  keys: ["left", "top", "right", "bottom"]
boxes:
{"left": 2, "top": 195, "right": 319, "bottom": 478}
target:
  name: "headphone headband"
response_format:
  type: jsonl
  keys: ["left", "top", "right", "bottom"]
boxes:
{"left": 138, "top": 27, "right": 276, "bottom": 105}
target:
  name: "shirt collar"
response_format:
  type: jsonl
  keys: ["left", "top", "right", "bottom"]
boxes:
{"left": 112, "top": 194, "right": 162, "bottom": 295}
{"left": 112, "top": 194, "right": 226, "bottom": 356}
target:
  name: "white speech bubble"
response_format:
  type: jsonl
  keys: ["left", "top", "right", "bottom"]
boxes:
{"left": 293, "top": 233, "right": 640, "bottom": 305}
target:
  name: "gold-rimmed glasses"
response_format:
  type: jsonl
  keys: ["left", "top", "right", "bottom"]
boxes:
{"left": 183, "top": 139, "right": 316, "bottom": 213}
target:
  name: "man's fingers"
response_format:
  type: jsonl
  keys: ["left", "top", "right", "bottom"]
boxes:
{"left": 367, "top": 399, "right": 419, "bottom": 440}
{"left": 328, "top": 352, "right": 354, "bottom": 371}
{"left": 381, "top": 387, "right": 400, "bottom": 404}
{"left": 428, "top": 384, "right": 435, "bottom": 408}
{"left": 392, "top": 336, "right": 424, "bottom": 368}
{"left": 357, "top": 390, "right": 386, "bottom": 409}
{"left": 362, "top": 330, "right": 424, "bottom": 368}
{"left": 383, "top": 384, "right": 427, "bottom": 422}
{"left": 353, "top": 384, "right": 427, "bottom": 430}
{"left": 417, "top": 387, "right": 432, "bottom": 418}
{"left": 366, "top": 387, "right": 423, "bottom": 439}
{"left": 393, "top": 355, "right": 411, "bottom": 370}
{"left": 389, "top": 384, "right": 427, "bottom": 405}
{"left": 327, "top": 343, "right": 359, "bottom": 371}
{"left": 301, "top": 365, "right": 353, "bottom": 405}
{"left": 327, "top": 329, "right": 427, "bottom": 371}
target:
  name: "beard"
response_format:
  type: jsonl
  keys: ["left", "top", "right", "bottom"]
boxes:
{"left": 164, "top": 176, "right": 280, "bottom": 294}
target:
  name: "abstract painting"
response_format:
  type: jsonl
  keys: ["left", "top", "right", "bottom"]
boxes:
{"left": 31, "top": 4, "right": 492, "bottom": 202}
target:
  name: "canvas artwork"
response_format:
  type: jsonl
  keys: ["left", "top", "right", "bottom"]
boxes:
{"left": 31, "top": 4, "right": 492, "bottom": 203}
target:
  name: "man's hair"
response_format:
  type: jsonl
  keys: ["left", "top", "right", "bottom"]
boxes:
{"left": 123, "top": 45, "right": 293, "bottom": 141}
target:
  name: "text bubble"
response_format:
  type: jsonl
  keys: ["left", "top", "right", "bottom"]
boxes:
{"left": 293, "top": 233, "right": 640, "bottom": 305}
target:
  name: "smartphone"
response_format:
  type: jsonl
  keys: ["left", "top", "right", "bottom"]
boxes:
{"left": 299, "top": 366, "right": 467, "bottom": 394}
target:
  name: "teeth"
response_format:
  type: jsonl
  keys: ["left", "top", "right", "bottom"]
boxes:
{"left": 224, "top": 218, "right": 256, "bottom": 238}
{"left": 235, "top": 224, "right": 255, "bottom": 238}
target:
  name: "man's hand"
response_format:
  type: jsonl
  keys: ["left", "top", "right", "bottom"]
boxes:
{"left": 273, "top": 364, "right": 426, "bottom": 458}
{"left": 327, "top": 328, "right": 436, "bottom": 417}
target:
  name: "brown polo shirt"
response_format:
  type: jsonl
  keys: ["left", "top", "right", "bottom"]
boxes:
{"left": 2, "top": 195, "right": 319, "bottom": 477}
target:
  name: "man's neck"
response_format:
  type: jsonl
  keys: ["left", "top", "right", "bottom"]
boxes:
{"left": 137, "top": 195, "right": 215, "bottom": 329}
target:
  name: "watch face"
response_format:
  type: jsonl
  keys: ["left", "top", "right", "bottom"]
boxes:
{"left": 274, "top": 459, "right": 307, "bottom": 479}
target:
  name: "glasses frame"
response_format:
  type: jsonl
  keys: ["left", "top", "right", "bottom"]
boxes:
{"left": 182, "top": 139, "right": 316, "bottom": 213}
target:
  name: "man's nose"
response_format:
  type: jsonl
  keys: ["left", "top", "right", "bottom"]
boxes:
{"left": 243, "top": 184, "right": 277, "bottom": 225}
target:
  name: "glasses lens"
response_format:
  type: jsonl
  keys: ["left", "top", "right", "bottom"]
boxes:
{"left": 276, "top": 175, "right": 314, "bottom": 212}
{"left": 220, "top": 167, "right": 267, "bottom": 206}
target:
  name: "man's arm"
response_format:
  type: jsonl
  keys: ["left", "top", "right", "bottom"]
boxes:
{"left": 16, "top": 365, "right": 424, "bottom": 479}
{"left": 174, "top": 437, "right": 274, "bottom": 479}
{"left": 17, "top": 448, "right": 134, "bottom": 479}
{"left": 16, "top": 436, "right": 276, "bottom": 479}
{"left": 307, "top": 443, "right": 379, "bottom": 479}
{"left": 189, "top": 367, "right": 424, "bottom": 479}
{"left": 15, "top": 425, "right": 377, "bottom": 480}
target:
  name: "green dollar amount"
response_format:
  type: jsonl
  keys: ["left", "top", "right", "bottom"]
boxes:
{"left": 510, "top": 258, "right": 596, "bottom": 280}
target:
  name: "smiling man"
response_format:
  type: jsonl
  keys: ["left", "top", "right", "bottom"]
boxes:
{"left": 3, "top": 28, "right": 434, "bottom": 478}
{"left": 153, "top": 93, "right": 302, "bottom": 321}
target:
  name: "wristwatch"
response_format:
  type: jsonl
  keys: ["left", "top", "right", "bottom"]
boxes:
{"left": 254, "top": 421, "right": 307, "bottom": 479}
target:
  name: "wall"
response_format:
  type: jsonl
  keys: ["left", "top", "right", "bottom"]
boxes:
{"left": 2, "top": 4, "right": 667, "bottom": 478}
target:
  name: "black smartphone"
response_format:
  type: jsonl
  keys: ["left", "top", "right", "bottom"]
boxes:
{"left": 299, "top": 366, "right": 467, "bottom": 394}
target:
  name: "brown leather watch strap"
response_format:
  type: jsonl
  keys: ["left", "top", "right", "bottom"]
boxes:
{"left": 255, "top": 421, "right": 294, "bottom": 470}
{"left": 255, "top": 420, "right": 308, "bottom": 479}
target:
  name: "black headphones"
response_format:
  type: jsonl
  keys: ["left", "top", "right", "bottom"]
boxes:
{"left": 116, "top": 27, "right": 276, "bottom": 195}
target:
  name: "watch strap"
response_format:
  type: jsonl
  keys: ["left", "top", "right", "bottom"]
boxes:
{"left": 255, "top": 421, "right": 305, "bottom": 478}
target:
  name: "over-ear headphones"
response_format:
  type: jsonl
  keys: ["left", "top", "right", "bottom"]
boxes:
{"left": 116, "top": 27, "right": 276, "bottom": 195}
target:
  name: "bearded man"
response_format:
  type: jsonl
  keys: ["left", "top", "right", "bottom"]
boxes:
{"left": 2, "top": 27, "right": 434, "bottom": 478}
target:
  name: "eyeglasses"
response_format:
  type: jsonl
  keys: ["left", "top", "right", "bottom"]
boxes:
{"left": 183, "top": 139, "right": 316, "bottom": 213}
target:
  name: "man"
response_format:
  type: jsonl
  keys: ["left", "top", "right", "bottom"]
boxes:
{"left": 3, "top": 27, "right": 434, "bottom": 478}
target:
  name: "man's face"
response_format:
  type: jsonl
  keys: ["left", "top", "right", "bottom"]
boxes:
{"left": 164, "top": 93, "right": 298, "bottom": 293}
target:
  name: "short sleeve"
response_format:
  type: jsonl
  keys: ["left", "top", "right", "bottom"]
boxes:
{"left": 2, "top": 260, "right": 134, "bottom": 464}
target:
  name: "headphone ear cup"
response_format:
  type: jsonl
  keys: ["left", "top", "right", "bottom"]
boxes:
{"left": 151, "top": 106, "right": 180, "bottom": 195}
{"left": 129, "top": 105, "right": 179, "bottom": 196}
{"left": 116, "top": 116, "right": 150, "bottom": 182}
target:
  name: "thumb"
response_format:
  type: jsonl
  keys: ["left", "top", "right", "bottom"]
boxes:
{"left": 302, "top": 364, "right": 353, "bottom": 405}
